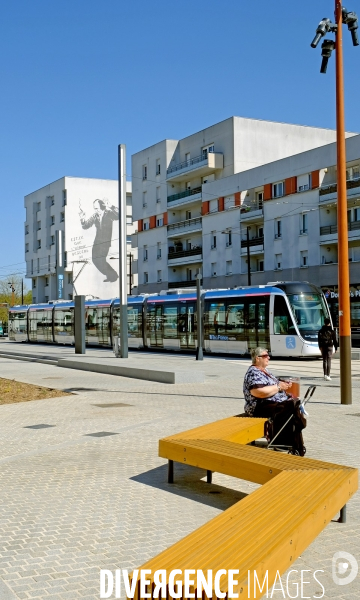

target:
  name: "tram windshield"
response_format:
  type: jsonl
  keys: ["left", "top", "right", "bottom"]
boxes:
{"left": 287, "top": 293, "right": 329, "bottom": 341}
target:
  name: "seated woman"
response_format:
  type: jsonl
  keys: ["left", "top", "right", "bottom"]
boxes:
{"left": 243, "top": 347, "right": 306, "bottom": 456}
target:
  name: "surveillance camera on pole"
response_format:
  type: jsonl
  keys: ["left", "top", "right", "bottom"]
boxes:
{"left": 310, "top": 1, "right": 359, "bottom": 406}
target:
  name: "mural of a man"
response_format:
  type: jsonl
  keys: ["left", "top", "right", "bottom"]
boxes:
{"left": 79, "top": 199, "right": 119, "bottom": 282}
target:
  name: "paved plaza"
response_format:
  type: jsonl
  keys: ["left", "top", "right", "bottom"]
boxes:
{"left": 0, "top": 342, "right": 359, "bottom": 599}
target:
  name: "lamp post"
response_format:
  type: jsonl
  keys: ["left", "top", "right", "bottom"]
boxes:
{"left": 118, "top": 144, "right": 128, "bottom": 358}
{"left": 311, "top": 2, "right": 358, "bottom": 405}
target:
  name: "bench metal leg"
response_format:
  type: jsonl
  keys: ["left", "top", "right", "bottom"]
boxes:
{"left": 207, "top": 470, "right": 212, "bottom": 484}
{"left": 168, "top": 460, "right": 174, "bottom": 484}
{"left": 337, "top": 505, "right": 346, "bottom": 523}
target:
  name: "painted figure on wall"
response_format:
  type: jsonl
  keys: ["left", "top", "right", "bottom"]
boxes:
{"left": 79, "top": 199, "right": 119, "bottom": 282}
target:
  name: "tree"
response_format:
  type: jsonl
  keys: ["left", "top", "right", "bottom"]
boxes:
{"left": 0, "top": 275, "right": 31, "bottom": 326}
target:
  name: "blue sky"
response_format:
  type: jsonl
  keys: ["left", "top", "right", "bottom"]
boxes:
{"left": 1, "top": 0, "right": 359, "bottom": 283}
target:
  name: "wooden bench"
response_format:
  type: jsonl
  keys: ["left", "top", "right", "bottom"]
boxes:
{"left": 128, "top": 416, "right": 358, "bottom": 600}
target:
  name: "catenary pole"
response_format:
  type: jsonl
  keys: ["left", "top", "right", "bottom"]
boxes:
{"left": 246, "top": 227, "right": 251, "bottom": 286}
{"left": 118, "top": 144, "right": 128, "bottom": 358}
{"left": 196, "top": 274, "right": 203, "bottom": 360}
{"left": 335, "top": 0, "right": 352, "bottom": 404}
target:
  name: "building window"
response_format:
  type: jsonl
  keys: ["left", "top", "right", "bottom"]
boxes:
{"left": 156, "top": 159, "right": 161, "bottom": 176}
{"left": 51, "top": 235, "right": 55, "bottom": 245}
{"left": 37, "top": 202, "right": 41, "bottom": 211}
{"left": 45, "top": 277, "right": 49, "bottom": 286}
{"left": 144, "top": 272, "right": 148, "bottom": 284}
{"left": 143, "top": 246, "right": 148, "bottom": 261}
{"left": 51, "top": 215, "right": 55, "bottom": 225}
{"left": 211, "top": 232, "right": 216, "bottom": 249}
{"left": 48, "top": 255, "right": 51, "bottom": 270}
{"left": 275, "top": 254, "right": 282, "bottom": 270}
{"left": 211, "top": 263, "right": 217, "bottom": 277}
{"left": 273, "top": 182, "right": 284, "bottom": 198}
{"left": 37, "top": 239, "right": 41, "bottom": 249}
{"left": 301, "top": 251, "right": 308, "bottom": 267}
{"left": 68, "top": 294, "right": 73, "bottom": 300}
{"left": 67, "top": 273, "right": 72, "bottom": 284}
{"left": 45, "top": 296, "right": 49, "bottom": 303}
{"left": 143, "top": 219, "right": 149, "bottom": 230}
{"left": 37, "top": 221, "right": 41, "bottom": 230}
{"left": 157, "top": 270, "right": 162, "bottom": 282}
{"left": 257, "top": 226, "right": 264, "bottom": 238}
{"left": 142, "top": 165, "right": 147, "bottom": 180}
{"left": 256, "top": 191, "right": 264, "bottom": 207}
{"left": 142, "top": 192, "right": 147, "bottom": 207}
{"left": 25, "top": 224, "right": 29, "bottom": 235}
{"left": 37, "top": 258, "right": 40, "bottom": 272}
{"left": 186, "top": 210, "right": 192, "bottom": 220}
{"left": 300, "top": 213, "right": 308, "bottom": 234}
{"left": 202, "top": 144, "right": 215, "bottom": 159}
{"left": 62, "top": 190, "right": 67, "bottom": 205}
{"left": 257, "top": 259, "right": 264, "bottom": 272}
{"left": 156, "top": 187, "right": 161, "bottom": 203}
{"left": 346, "top": 165, "right": 360, "bottom": 180}
{"left": 226, "top": 231, "right": 232, "bottom": 247}
{"left": 60, "top": 212, "right": 65, "bottom": 222}
{"left": 226, "top": 260, "right": 232, "bottom": 275}
{"left": 64, "top": 252, "right": 67, "bottom": 268}
{"left": 157, "top": 242, "right": 161, "bottom": 259}
{"left": 126, "top": 215, "right": 133, "bottom": 225}
{"left": 31, "top": 259, "right": 33, "bottom": 275}
{"left": 185, "top": 152, "right": 190, "bottom": 164}
{"left": 50, "top": 197, "right": 55, "bottom": 206}
{"left": 156, "top": 216, "right": 163, "bottom": 227}
{"left": 32, "top": 279, "right": 36, "bottom": 288}
{"left": 275, "top": 220, "right": 282, "bottom": 238}
{"left": 25, "top": 243, "right": 29, "bottom": 253}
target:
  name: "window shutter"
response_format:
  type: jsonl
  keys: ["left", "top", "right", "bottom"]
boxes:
{"left": 138, "top": 219, "right": 143, "bottom": 232}
{"left": 150, "top": 216, "right": 156, "bottom": 229}
{"left": 202, "top": 201, "right": 210, "bottom": 215}
{"left": 234, "top": 192, "right": 241, "bottom": 206}
{"left": 285, "top": 177, "right": 297, "bottom": 195}
{"left": 311, "top": 170, "right": 320, "bottom": 189}
{"left": 264, "top": 183, "right": 272, "bottom": 201}
{"left": 218, "top": 197, "right": 225, "bottom": 212}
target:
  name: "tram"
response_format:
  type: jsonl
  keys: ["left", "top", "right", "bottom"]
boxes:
{"left": 8, "top": 281, "right": 329, "bottom": 357}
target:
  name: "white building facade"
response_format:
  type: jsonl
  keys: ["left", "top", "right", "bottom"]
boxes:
{"left": 131, "top": 116, "right": 343, "bottom": 293}
{"left": 25, "top": 177, "right": 137, "bottom": 303}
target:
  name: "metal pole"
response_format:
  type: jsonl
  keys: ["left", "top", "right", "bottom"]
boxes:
{"left": 128, "top": 253, "right": 132, "bottom": 296}
{"left": 21, "top": 279, "right": 24, "bottom": 305}
{"left": 118, "top": 144, "right": 128, "bottom": 358}
{"left": 74, "top": 295, "right": 85, "bottom": 354}
{"left": 335, "top": 0, "right": 352, "bottom": 404}
{"left": 196, "top": 274, "right": 203, "bottom": 360}
{"left": 246, "top": 227, "right": 251, "bottom": 286}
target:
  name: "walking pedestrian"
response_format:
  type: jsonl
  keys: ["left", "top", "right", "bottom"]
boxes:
{"left": 318, "top": 318, "right": 338, "bottom": 381}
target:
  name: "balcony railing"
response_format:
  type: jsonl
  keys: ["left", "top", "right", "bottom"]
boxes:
{"left": 167, "top": 187, "right": 201, "bottom": 203}
{"left": 319, "top": 176, "right": 360, "bottom": 196}
{"left": 320, "top": 224, "right": 338, "bottom": 235}
{"left": 241, "top": 236, "right": 264, "bottom": 248}
{"left": 167, "top": 153, "right": 213, "bottom": 175}
{"left": 167, "top": 216, "right": 202, "bottom": 234}
{"left": 168, "top": 279, "right": 202, "bottom": 289}
{"left": 168, "top": 247, "right": 202, "bottom": 260}
{"left": 240, "top": 201, "right": 263, "bottom": 214}
{"left": 320, "top": 221, "right": 360, "bottom": 235}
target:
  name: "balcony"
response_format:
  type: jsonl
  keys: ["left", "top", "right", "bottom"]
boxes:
{"left": 320, "top": 221, "right": 360, "bottom": 236}
{"left": 168, "top": 247, "right": 202, "bottom": 260}
{"left": 241, "top": 235, "right": 264, "bottom": 248}
{"left": 319, "top": 176, "right": 360, "bottom": 201}
{"left": 167, "top": 187, "right": 202, "bottom": 207}
{"left": 166, "top": 152, "right": 223, "bottom": 182}
{"left": 167, "top": 216, "right": 202, "bottom": 238}
{"left": 168, "top": 279, "right": 202, "bottom": 289}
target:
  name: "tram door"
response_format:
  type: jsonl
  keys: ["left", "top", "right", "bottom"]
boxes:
{"left": 149, "top": 304, "right": 163, "bottom": 347}
{"left": 246, "top": 299, "right": 269, "bottom": 350}
{"left": 179, "top": 303, "right": 196, "bottom": 349}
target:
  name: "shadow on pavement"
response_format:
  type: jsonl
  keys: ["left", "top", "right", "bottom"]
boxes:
{"left": 131, "top": 463, "right": 249, "bottom": 511}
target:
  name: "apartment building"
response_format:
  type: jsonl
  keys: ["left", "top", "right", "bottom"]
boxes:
{"left": 131, "top": 116, "right": 343, "bottom": 293}
{"left": 201, "top": 132, "right": 360, "bottom": 334}
{"left": 25, "top": 177, "right": 136, "bottom": 303}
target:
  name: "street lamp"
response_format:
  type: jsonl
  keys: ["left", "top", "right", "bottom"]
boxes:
{"left": 311, "top": 2, "right": 358, "bottom": 405}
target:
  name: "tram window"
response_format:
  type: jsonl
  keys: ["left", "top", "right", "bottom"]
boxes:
{"left": 128, "top": 306, "right": 140, "bottom": 335}
{"left": 54, "top": 310, "right": 73, "bottom": 334}
{"left": 350, "top": 303, "right": 360, "bottom": 327}
{"left": 208, "top": 302, "right": 226, "bottom": 336}
{"left": 164, "top": 305, "right": 178, "bottom": 338}
{"left": 273, "top": 295, "right": 293, "bottom": 335}
{"left": 10, "top": 312, "right": 27, "bottom": 333}
{"left": 179, "top": 305, "right": 195, "bottom": 334}
{"left": 226, "top": 303, "right": 245, "bottom": 335}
